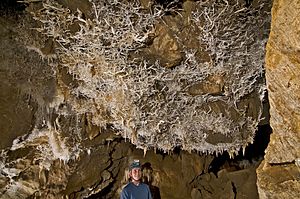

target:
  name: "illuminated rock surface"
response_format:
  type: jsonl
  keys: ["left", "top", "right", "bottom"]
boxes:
{"left": 256, "top": 0, "right": 300, "bottom": 198}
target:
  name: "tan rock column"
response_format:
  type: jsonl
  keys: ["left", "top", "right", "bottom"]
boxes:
{"left": 257, "top": 0, "right": 300, "bottom": 198}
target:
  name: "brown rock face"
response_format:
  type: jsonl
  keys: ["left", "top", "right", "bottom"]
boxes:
{"left": 257, "top": 0, "right": 300, "bottom": 198}
{"left": 191, "top": 167, "right": 259, "bottom": 199}
{"left": 142, "top": 23, "right": 183, "bottom": 68}
{"left": 264, "top": 0, "right": 300, "bottom": 164}
{"left": 257, "top": 161, "right": 300, "bottom": 199}
{"left": 0, "top": 82, "right": 36, "bottom": 149}
{"left": 0, "top": 15, "right": 53, "bottom": 150}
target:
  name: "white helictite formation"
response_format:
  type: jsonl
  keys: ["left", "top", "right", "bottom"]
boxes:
{"left": 28, "top": 0, "right": 270, "bottom": 154}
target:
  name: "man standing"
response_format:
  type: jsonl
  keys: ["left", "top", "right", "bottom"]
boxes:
{"left": 120, "top": 160, "right": 152, "bottom": 199}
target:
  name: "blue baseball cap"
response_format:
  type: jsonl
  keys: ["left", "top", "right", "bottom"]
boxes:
{"left": 130, "top": 159, "right": 141, "bottom": 170}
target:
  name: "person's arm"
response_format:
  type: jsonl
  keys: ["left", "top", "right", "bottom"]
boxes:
{"left": 120, "top": 188, "right": 129, "bottom": 199}
{"left": 147, "top": 185, "right": 152, "bottom": 199}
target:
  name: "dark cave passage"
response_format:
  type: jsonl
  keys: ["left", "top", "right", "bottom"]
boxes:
{"left": 154, "top": 0, "right": 183, "bottom": 8}
{"left": 0, "top": 0, "right": 26, "bottom": 14}
{"left": 208, "top": 124, "right": 272, "bottom": 175}
{"left": 84, "top": 182, "right": 114, "bottom": 199}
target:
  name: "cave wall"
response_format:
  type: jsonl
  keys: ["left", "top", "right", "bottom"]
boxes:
{"left": 256, "top": 0, "right": 300, "bottom": 198}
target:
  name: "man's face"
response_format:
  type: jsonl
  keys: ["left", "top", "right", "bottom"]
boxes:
{"left": 130, "top": 168, "right": 142, "bottom": 182}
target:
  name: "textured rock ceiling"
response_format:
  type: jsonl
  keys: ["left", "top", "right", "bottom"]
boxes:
{"left": 21, "top": 0, "right": 271, "bottom": 155}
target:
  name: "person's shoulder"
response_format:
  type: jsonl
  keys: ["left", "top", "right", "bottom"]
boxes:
{"left": 122, "top": 182, "right": 133, "bottom": 190}
{"left": 120, "top": 183, "right": 131, "bottom": 198}
{"left": 140, "top": 183, "right": 150, "bottom": 188}
{"left": 123, "top": 182, "right": 149, "bottom": 190}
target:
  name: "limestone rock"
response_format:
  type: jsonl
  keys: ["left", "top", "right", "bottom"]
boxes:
{"left": 257, "top": 161, "right": 300, "bottom": 199}
{"left": 190, "top": 166, "right": 259, "bottom": 199}
{"left": 141, "top": 23, "right": 183, "bottom": 68}
{"left": 186, "top": 74, "right": 225, "bottom": 96}
{"left": 0, "top": 82, "right": 36, "bottom": 149}
{"left": 263, "top": 0, "right": 300, "bottom": 164}
{"left": 257, "top": 0, "right": 300, "bottom": 198}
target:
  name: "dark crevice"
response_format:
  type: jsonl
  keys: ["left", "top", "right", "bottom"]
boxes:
{"left": 208, "top": 124, "right": 272, "bottom": 175}
{"left": 231, "top": 182, "right": 237, "bottom": 199}
{"left": 155, "top": 0, "right": 183, "bottom": 8}
{"left": 0, "top": 0, "right": 26, "bottom": 14}
{"left": 269, "top": 161, "right": 296, "bottom": 166}
{"left": 202, "top": 186, "right": 212, "bottom": 194}
{"left": 68, "top": 187, "right": 85, "bottom": 199}
{"left": 154, "top": 0, "right": 183, "bottom": 15}
{"left": 245, "top": 0, "right": 254, "bottom": 7}
{"left": 85, "top": 140, "right": 123, "bottom": 199}
{"left": 86, "top": 180, "right": 116, "bottom": 199}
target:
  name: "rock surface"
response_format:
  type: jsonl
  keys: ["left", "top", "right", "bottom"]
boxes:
{"left": 257, "top": 0, "right": 300, "bottom": 198}
{"left": 264, "top": 0, "right": 300, "bottom": 164}
{"left": 257, "top": 161, "right": 300, "bottom": 199}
